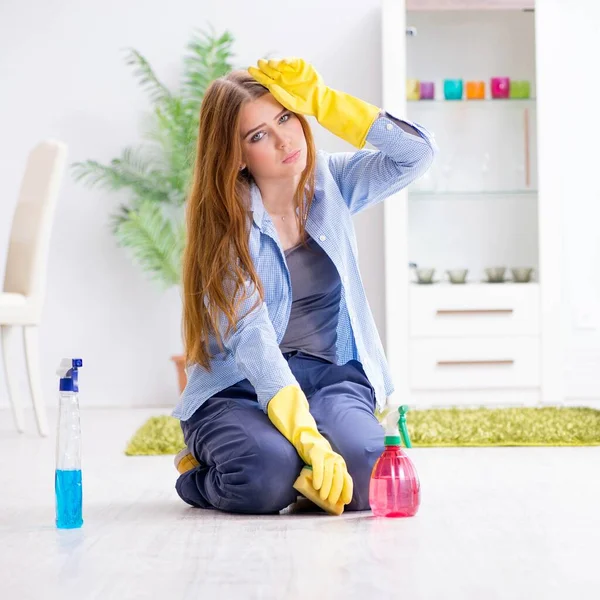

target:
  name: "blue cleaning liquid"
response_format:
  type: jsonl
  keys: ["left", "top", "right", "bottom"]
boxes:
{"left": 55, "top": 469, "right": 83, "bottom": 529}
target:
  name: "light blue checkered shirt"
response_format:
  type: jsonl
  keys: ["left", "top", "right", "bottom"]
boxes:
{"left": 173, "top": 113, "right": 436, "bottom": 420}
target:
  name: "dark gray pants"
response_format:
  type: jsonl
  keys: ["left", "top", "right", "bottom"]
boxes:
{"left": 175, "top": 352, "right": 384, "bottom": 514}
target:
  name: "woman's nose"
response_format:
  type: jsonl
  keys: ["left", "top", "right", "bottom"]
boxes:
{"left": 274, "top": 131, "right": 291, "bottom": 149}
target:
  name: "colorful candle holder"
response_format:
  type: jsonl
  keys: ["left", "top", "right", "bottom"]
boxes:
{"left": 419, "top": 81, "right": 435, "bottom": 100}
{"left": 466, "top": 81, "right": 485, "bottom": 100}
{"left": 406, "top": 79, "right": 420, "bottom": 101}
{"left": 444, "top": 79, "right": 463, "bottom": 100}
{"left": 491, "top": 77, "right": 510, "bottom": 99}
{"left": 510, "top": 80, "right": 531, "bottom": 99}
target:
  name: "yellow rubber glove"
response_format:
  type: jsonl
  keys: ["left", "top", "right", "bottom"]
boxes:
{"left": 267, "top": 385, "right": 354, "bottom": 505}
{"left": 248, "top": 58, "right": 380, "bottom": 149}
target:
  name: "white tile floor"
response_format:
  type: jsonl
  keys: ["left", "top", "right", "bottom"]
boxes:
{"left": 1, "top": 406, "right": 599, "bottom": 600}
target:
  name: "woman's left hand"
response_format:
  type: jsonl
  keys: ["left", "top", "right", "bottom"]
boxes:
{"left": 248, "top": 58, "right": 326, "bottom": 118}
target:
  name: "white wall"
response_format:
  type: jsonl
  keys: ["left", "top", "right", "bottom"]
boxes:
{"left": 0, "top": 0, "right": 386, "bottom": 409}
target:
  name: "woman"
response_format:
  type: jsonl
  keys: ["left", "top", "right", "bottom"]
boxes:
{"left": 173, "top": 58, "right": 436, "bottom": 514}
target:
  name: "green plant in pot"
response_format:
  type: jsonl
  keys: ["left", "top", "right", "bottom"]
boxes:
{"left": 72, "top": 28, "right": 235, "bottom": 393}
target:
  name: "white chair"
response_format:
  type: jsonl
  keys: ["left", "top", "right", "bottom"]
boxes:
{"left": 1, "top": 140, "right": 67, "bottom": 436}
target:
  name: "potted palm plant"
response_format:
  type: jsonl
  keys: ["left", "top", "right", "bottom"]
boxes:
{"left": 72, "top": 28, "right": 235, "bottom": 392}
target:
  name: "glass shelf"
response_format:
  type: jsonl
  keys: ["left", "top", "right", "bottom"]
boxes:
{"left": 409, "top": 189, "right": 537, "bottom": 198}
{"left": 408, "top": 99, "right": 537, "bottom": 192}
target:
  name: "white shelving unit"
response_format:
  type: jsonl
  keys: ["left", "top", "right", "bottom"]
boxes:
{"left": 382, "top": 0, "right": 564, "bottom": 408}
{"left": 405, "top": 0, "right": 535, "bottom": 9}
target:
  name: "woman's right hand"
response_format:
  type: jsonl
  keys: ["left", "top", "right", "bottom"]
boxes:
{"left": 305, "top": 441, "right": 354, "bottom": 505}
{"left": 267, "top": 385, "right": 353, "bottom": 506}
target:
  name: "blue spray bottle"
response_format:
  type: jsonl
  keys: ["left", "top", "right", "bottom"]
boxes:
{"left": 55, "top": 358, "right": 83, "bottom": 529}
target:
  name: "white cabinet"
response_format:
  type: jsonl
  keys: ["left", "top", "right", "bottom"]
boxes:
{"left": 409, "top": 337, "right": 540, "bottom": 390}
{"left": 382, "top": 0, "right": 564, "bottom": 407}
{"left": 408, "top": 284, "right": 541, "bottom": 403}
{"left": 409, "top": 284, "right": 540, "bottom": 338}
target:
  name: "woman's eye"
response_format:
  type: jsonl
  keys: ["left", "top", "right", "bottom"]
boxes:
{"left": 250, "top": 114, "right": 290, "bottom": 142}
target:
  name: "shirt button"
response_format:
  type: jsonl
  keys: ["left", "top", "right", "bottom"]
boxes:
{"left": 319, "top": 235, "right": 327, "bottom": 242}
{"left": 343, "top": 275, "right": 349, "bottom": 284}
{"left": 386, "top": 123, "right": 393, "bottom": 131}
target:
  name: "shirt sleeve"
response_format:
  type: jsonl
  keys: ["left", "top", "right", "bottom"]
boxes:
{"left": 326, "top": 111, "right": 438, "bottom": 215}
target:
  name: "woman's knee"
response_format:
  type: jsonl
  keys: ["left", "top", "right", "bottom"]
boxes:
{"left": 218, "top": 440, "right": 303, "bottom": 514}
{"left": 331, "top": 427, "right": 384, "bottom": 511}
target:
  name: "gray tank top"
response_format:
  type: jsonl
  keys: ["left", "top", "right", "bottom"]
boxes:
{"left": 279, "top": 235, "right": 341, "bottom": 362}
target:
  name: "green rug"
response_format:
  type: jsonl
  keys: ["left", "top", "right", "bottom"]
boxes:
{"left": 125, "top": 407, "right": 600, "bottom": 455}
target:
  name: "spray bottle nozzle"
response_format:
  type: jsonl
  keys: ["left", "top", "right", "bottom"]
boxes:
{"left": 381, "top": 404, "right": 413, "bottom": 448}
{"left": 382, "top": 407, "right": 401, "bottom": 446}
{"left": 57, "top": 358, "right": 83, "bottom": 392}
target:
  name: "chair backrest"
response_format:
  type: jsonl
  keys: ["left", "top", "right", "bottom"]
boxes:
{"left": 3, "top": 140, "right": 67, "bottom": 298}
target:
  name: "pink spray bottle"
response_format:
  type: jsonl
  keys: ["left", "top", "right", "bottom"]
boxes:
{"left": 369, "top": 405, "right": 421, "bottom": 518}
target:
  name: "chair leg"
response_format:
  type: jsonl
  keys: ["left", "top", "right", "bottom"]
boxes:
{"left": 23, "top": 325, "right": 49, "bottom": 437}
{"left": 1, "top": 325, "right": 25, "bottom": 433}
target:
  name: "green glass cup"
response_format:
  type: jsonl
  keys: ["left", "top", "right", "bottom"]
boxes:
{"left": 510, "top": 80, "right": 531, "bottom": 99}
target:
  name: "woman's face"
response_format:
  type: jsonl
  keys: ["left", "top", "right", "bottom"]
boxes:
{"left": 239, "top": 93, "right": 307, "bottom": 181}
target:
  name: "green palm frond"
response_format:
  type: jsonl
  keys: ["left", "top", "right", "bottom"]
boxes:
{"left": 114, "top": 201, "right": 182, "bottom": 288}
{"left": 72, "top": 147, "right": 170, "bottom": 204}
{"left": 150, "top": 100, "right": 197, "bottom": 200}
{"left": 124, "top": 48, "right": 173, "bottom": 105}
{"left": 72, "top": 27, "right": 235, "bottom": 289}
{"left": 182, "top": 29, "right": 235, "bottom": 104}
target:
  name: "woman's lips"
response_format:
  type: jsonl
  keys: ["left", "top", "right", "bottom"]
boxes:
{"left": 283, "top": 150, "right": 301, "bottom": 164}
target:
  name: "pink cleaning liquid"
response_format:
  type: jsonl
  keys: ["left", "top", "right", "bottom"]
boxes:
{"left": 369, "top": 445, "right": 420, "bottom": 517}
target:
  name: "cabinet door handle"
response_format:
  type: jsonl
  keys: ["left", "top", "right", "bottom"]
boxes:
{"left": 436, "top": 308, "right": 514, "bottom": 316}
{"left": 436, "top": 359, "right": 515, "bottom": 367}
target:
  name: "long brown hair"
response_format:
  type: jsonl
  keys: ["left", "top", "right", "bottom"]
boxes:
{"left": 183, "top": 70, "right": 317, "bottom": 369}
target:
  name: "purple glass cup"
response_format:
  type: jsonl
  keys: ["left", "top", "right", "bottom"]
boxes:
{"left": 420, "top": 81, "right": 435, "bottom": 100}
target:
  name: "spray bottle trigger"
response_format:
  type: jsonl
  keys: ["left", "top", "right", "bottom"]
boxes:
{"left": 398, "top": 405, "right": 412, "bottom": 448}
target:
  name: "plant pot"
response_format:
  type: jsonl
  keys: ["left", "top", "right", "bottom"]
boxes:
{"left": 171, "top": 355, "right": 187, "bottom": 394}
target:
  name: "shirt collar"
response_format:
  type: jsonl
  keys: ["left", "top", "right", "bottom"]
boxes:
{"left": 249, "top": 182, "right": 266, "bottom": 230}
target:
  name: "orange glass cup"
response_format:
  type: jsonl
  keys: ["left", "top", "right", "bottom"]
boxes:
{"left": 466, "top": 81, "right": 485, "bottom": 100}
